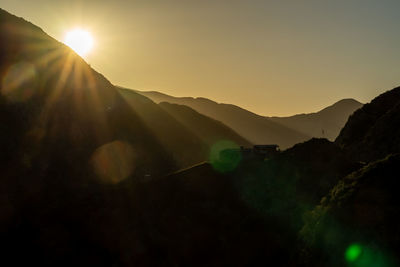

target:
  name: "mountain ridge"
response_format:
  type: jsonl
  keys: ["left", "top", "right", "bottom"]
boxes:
{"left": 135, "top": 89, "right": 362, "bottom": 148}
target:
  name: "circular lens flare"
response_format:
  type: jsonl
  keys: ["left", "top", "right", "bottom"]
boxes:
{"left": 64, "top": 28, "right": 94, "bottom": 57}
{"left": 209, "top": 140, "right": 242, "bottom": 173}
{"left": 345, "top": 243, "right": 362, "bottom": 262}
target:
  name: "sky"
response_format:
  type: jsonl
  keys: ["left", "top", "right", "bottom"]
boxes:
{"left": 2, "top": 0, "right": 400, "bottom": 116}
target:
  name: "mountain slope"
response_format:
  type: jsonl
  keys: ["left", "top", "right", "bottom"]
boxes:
{"left": 0, "top": 8, "right": 175, "bottom": 182}
{"left": 0, "top": 8, "right": 183, "bottom": 266}
{"left": 300, "top": 154, "right": 400, "bottom": 266}
{"left": 158, "top": 101, "right": 252, "bottom": 148}
{"left": 138, "top": 90, "right": 361, "bottom": 149}
{"left": 336, "top": 86, "right": 400, "bottom": 162}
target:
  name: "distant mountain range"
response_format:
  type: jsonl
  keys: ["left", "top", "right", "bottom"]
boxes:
{"left": 137, "top": 90, "right": 362, "bottom": 149}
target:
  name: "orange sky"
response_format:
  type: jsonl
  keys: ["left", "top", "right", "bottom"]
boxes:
{"left": 2, "top": 0, "right": 400, "bottom": 116}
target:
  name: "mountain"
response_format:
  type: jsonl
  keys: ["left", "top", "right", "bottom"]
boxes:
{"left": 0, "top": 8, "right": 178, "bottom": 182}
{"left": 336, "top": 86, "right": 400, "bottom": 162}
{"left": 0, "top": 7, "right": 184, "bottom": 265}
{"left": 137, "top": 90, "right": 362, "bottom": 149}
{"left": 269, "top": 98, "right": 363, "bottom": 140}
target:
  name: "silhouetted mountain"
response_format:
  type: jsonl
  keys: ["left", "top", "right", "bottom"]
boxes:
{"left": 0, "top": 8, "right": 181, "bottom": 266}
{"left": 138, "top": 90, "right": 361, "bottom": 148}
{"left": 0, "top": 8, "right": 176, "bottom": 180}
{"left": 335, "top": 86, "right": 400, "bottom": 163}
{"left": 270, "top": 98, "right": 362, "bottom": 140}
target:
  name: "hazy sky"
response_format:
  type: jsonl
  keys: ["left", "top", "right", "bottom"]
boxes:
{"left": 2, "top": 0, "right": 400, "bottom": 116}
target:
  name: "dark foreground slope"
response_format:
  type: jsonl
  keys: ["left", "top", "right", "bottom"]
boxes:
{"left": 138, "top": 90, "right": 361, "bottom": 148}
{"left": 130, "top": 163, "right": 293, "bottom": 266}
{"left": 125, "top": 138, "right": 358, "bottom": 266}
{"left": 300, "top": 155, "right": 400, "bottom": 267}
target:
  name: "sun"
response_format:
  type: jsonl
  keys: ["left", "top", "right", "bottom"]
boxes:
{"left": 64, "top": 28, "right": 94, "bottom": 57}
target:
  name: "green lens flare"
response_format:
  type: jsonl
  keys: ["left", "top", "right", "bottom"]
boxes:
{"left": 209, "top": 140, "right": 241, "bottom": 173}
{"left": 345, "top": 243, "right": 362, "bottom": 262}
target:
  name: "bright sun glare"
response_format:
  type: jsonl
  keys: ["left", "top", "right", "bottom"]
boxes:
{"left": 64, "top": 29, "right": 94, "bottom": 57}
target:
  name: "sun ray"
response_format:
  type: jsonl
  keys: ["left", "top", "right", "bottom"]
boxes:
{"left": 43, "top": 51, "right": 75, "bottom": 112}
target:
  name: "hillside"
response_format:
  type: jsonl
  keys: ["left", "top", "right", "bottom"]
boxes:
{"left": 138, "top": 90, "right": 361, "bottom": 149}
{"left": 300, "top": 154, "right": 400, "bottom": 266}
{"left": 0, "top": 8, "right": 176, "bottom": 182}
{"left": 296, "top": 86, "right": 400, "bottom": 266}
{"left": 336, "top": 86, "right": 400, "bottom": 162}
{"left": 130, "top": 137, "right": 360, "bottom": 266}
{"left": 158, "top": 101, "right": 251, "bottom": 148}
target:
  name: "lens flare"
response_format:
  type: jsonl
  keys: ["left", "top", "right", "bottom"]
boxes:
{"left": 346, "top": 243, "right": 363, "bottom": 262}
{"left": 209, "top": 140, "right": 242, "bottom": 173}
{"left": 90, "top": 140, "right": 137, "bottom": 184}
{"left": 1, "top": 62, "right": 37, "bottom": 102}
